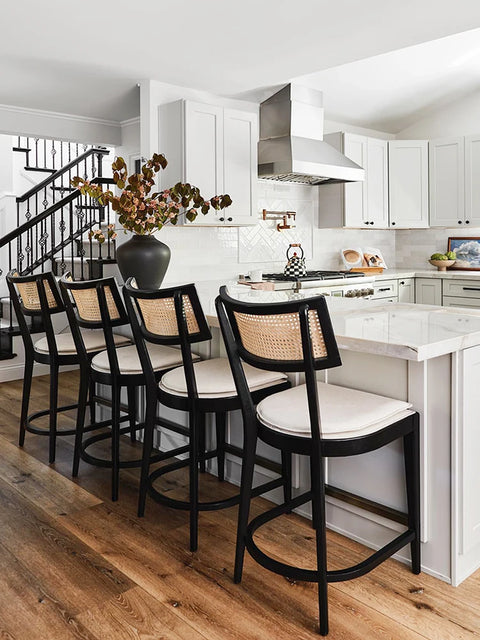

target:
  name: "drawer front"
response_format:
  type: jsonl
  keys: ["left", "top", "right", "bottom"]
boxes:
{"left": 443, "top": 279, "right": 480, "bottom": 298}
{"left": 443, "top": 296, "right": 480, "bottom": 309}
{"left": 372, "top": 279, "right": 398, "bottom": 298}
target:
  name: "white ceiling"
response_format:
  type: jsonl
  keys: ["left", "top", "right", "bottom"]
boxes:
{"left": 298, "top": 28, "right": 480, "bottom": 133}
{"left": 2, "top": 1, "right": 480, "bottom": 122}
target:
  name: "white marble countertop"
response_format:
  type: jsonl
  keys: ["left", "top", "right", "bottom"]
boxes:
{"left": 374, "top": 267, "right": 480, "bottom": 281}
{"left": 194, "top": 280, "right": 480, "bottom": 362}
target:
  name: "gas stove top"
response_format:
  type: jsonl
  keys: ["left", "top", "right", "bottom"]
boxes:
{"left": 262, "top": 270, "right": 365, "bottom": 282}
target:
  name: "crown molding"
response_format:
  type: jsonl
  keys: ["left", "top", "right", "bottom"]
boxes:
{"left": 0, "top": 103, "right": 121, "bottom": 128}
{"left": 120, "top": 116, "right": 140, "bottom": 127}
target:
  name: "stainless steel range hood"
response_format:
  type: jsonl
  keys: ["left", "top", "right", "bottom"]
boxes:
{"left": 258, "top": 84, "right": 365, "bottom": 185}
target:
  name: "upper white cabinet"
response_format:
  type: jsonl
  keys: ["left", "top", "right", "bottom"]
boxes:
{"left": 465, "top": 135, "right": 480, "bottom": 227}
{"left": 429, "top": 138, "right": 465, "bottom": 227}
{"left": 318, "top": 133, "right": 388, "bottom": 229}
{"left": 159, "top": 99, "right": 258, "bottom": 226}
{"left": 388, "top": 140, "right": 429, "bottom": 228}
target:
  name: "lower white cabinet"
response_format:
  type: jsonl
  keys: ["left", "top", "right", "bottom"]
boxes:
{"left": 415, "top": 278, "right": 442, "bottom": 306}
{"left": 442, "top": 279, "right": 480, "bottom": 308}
{"left": 371, "top": 279, "right": 398, "bottom": 301}
{"left": 398, "top": 278, "right": 415, "bottom": 303}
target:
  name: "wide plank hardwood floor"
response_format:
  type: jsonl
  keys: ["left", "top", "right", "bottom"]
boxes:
{"left": 0, "top": 370, "right": 479, "bottom": 639}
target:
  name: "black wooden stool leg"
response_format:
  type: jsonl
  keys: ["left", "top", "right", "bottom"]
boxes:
{"left": 198, "top": 412, "right": 206, "bottom": 473}
{"left": 127, "top": 386, "right": 137, "bottom": 443}
{"left": 404, "top": 416, "right": 421, "bottom": 575}
{"left": 19, "top": 355, "right": 34, "bottom": 447}
{"left": 73, "top": 367, "right": 89, "bottom": 477}
{"left": 48, "top": 363, "right": 59, "bottom": 464}
{"left": 189, "top": 410, "right": 200, "bottom": 551}
{"left": 215, "top": 412, "right": 226, "bottom": 481}
{"left": 111, "top": 384, "right": 121, "bottom": 502}
{"left": 310, "top": 451, "right": 329, "bottom": 636}
{"left": 88, "top": 377, "right": 96, "bottom": 426}
{"left": 281, "top": 450, "right": 292, "bottom": 507}
{"left": 234, "top": 422, "right": 257, "bottom": 583}
{"left": 138, "top": 396, "right": 156, "bottom": 517}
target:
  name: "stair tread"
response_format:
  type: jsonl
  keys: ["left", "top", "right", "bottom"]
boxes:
{"left": 24, "top": 166, "right": 56, "bottom": 173}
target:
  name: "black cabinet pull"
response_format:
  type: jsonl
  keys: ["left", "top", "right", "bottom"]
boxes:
{"left": 466, "top": 220, "right": 470, "bottom": 224}
{"left": 364, "top": 221, "right": 369, "bottom": 225}
{"left": 378, "top": 287, "right": 390, "bottom": 292}
{"left": 400, "top": 281, "right": 405, "bottom": 285}
{"left": 219, "top": 217, "right": 224, "bottom": 222}
{"left": 458, "top": 220, "right": 462, "bottom": 224}
{"left": 227, "top": 217, "right": 233, "bottom": 222}
{"left": 370, "top": 221, "right": 374, "bottom": 225}
{"left": 463, "top": 287, "right": 480, "bottom": 292}
{"left": 391, "top": 221, "right": 396, "bottom": 226}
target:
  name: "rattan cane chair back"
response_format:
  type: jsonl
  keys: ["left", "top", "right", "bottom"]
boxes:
{"left": 216, "top": 287, "right": 340, "bottom": 374}
{"left": 7, "top": 271, "right": 64, "bottom": 316}
{"left": 123, "top": 279, "right": 210, "bottom": 346}
{"left": 60, "top": 274, "right": 127, "bottom": 329}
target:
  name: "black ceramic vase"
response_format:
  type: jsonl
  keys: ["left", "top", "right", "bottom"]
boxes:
{"left": 116, "top": 234, "right": 171, "bottom": 289}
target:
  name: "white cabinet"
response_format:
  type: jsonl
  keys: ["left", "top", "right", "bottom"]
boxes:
{"left": 442, "top": 279, "right": 480, "bottom": 308}
{"left": 429, "top": 138, "right": 465, "bottom": 228}
{"left": 388, "top": 140, "right": 429, "bottom": 228}
{"left": 318, "top": 133, "right": 388, "bottom": 229}
{"left": 465, "top": 135, "right": 480, "bottom": 227}
{"left": 415, "top": 278, "right": 442, "bottom": 306}
{"left": 159, "top": 100, "right": 258, "bottom": 226}
{"left": 398, "top": 278, "right": 415, "bottom": 303}
{"left": 343, "top": 133, "right": 367, "bottom": 227}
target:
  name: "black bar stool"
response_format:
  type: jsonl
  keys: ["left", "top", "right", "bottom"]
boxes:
{"left": 216, "top": 286, "right": 420, "bottom": 636}
{"left": 6, "top": 270, "right": 130, "bottom": 463}
{"left": 60, "top": 274, "right": 189, "bottom": 501}
{"left": 123, "top": 280, "right": 292, "bottom": 551}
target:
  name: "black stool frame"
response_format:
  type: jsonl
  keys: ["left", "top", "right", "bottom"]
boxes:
{"left": 60, "top": 274, "right": 174, "bottom": 501}
{"left": 216, "top": 286, "right": 420, "bottom": 636}
{"left": 7, "top": 270, "right": 97, "bottom": 464}
{"left": 123, "top": 280, "right": 291, "bottom": 552}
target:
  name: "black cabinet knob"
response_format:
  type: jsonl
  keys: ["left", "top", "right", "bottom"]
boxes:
{"left": 466, "top": 220, "right": 470, "bottom": 224}
{"left": 370, "top": 221, "right": 374, "bottom": 225}
{"left": 219, "top": 217, "right": 224, "bottom": 222}
{"left": 458, "top": 220, "right": 462, "bottom": 224}
{"left": 364, "top": 221, "right": 369, "bottom": 225}
{"left": 227, "top": 217, "right": 233, "bottom": 222}
{"left": 400, "top": 281, "right": 405, "bottom": 285}
{"left": 391, "top": 221, "right": 396, "bottom": 226}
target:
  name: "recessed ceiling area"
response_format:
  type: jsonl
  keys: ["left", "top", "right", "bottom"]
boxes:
{"left": 297, "top": 28, "right": 480, "bottom": 133}
{"left": 1, "top": 0, "right": 480, "bottom": 122}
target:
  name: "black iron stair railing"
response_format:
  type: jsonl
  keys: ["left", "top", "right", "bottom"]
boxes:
{"left": 0, "top": 147, "right": 117, "bottom": 358}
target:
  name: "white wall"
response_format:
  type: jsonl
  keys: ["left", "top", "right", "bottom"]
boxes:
{"left": 396, "top": 90, "right": 480, "bottom": 139}
{"left": 0, "top": 104, "right": 122, "bottom": 146}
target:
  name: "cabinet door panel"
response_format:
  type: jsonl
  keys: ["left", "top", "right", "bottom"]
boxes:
{"left": 415, "top": 278, "right": 442, "bottom": 306}
{"left": 343, "top": 134, "right": 367, "bottom": 227}
{"left": 398, "top": 278, "right": 415, "bottom": 303}
{"left": 184, "top": 101, "right": 224, "bottom": 225}
{"left": 465, "top": 135, "right": 480, "bottom": 227}
{"left": 388, "top": 141, "right": 429, "bottom": 228}
{"left": 223, "top": 109, "right": 258, "bottom": 226}
{"left": 429, "top": 138, "right": 464, "bottom": 227}
{"left": 366, "top": 138, "right": 388, "bottom": 228}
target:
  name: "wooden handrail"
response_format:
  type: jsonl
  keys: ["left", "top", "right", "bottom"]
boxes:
{"left": 16, "top": 147, "right": 110, "bottom": 203}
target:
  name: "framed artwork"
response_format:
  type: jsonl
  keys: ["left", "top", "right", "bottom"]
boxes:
{"left": 448, "top": 237, "right": 480, "bottom": 271}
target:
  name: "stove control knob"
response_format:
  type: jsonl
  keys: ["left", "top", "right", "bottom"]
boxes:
{"left": 368, "top": 288, "right": 374, "bottom": 296}
{"left": 345, "top": 290, "right": 354, "bottom": 297}
{"left": 355, "top": 289, "right": 363, "bottom": 297}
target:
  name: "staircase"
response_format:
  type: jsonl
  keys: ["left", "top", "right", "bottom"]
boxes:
{"left": 0, "top": 138, "right": 118, "bottom": 362}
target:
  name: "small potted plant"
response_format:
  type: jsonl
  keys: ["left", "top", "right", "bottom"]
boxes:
{"left": 72, "top": 153, "right": 232, "bottom": 288}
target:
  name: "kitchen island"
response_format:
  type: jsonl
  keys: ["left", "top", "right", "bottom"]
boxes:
{"left": 192, "top": 282, "right": 480, "bottom": 587}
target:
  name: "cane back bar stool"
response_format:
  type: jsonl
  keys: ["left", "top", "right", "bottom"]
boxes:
{"left": 123, "top": 280, "right": 292, "bottom": 552}
{"left": 60, "top": 274, "right": 188, "bottom": 501}
{"left": 6, "top": 270, "right": 130, "bottom": 463}
{"left": 216, "top": 287, "right": 421, "bottom": 636}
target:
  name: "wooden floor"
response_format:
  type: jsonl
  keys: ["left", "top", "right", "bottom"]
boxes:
{"left": 0, "top": 371, "right": 479, "bottom": 639}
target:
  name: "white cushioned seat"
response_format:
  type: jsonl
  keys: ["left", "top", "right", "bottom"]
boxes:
{"left": 256, "top": 381, "right": 413, "bottom": 440}
{"left": 91, "top": 343, "right": 197, "bottom": 375}
{"left": 159, "top": 357, "right": 287, "bottom": 399}
{"left": 34, "top": 330, "right": 130, "bottom": 355}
